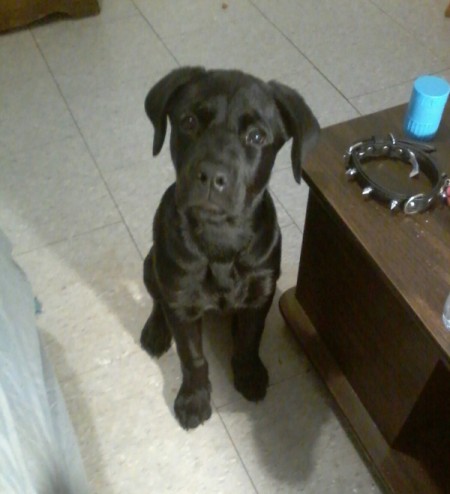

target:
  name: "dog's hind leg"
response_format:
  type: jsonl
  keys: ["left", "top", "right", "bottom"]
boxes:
{"left": 141, "top": 248, "right": 173, "bottom": 356}
{"left": 140, "top": 302, "right": 173, "bottom": 357}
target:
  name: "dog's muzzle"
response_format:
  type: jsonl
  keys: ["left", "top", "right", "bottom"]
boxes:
{"left": 196, "top": 161, "right": 230, "bottom": 195}
{"left": 177, "top": 157, "right": 244, "bottom": 221}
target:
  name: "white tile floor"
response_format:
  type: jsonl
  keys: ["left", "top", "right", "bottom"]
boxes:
{"left": 1, "top": 1, "right": 449, "bottom": 492}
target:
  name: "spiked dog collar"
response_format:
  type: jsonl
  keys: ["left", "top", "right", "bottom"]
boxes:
{"left": 344, "top": 134, "right": 448, "bottom": 214}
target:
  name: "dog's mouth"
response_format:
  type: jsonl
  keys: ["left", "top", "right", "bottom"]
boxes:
{"left": 188, "top": 202, "right": 229, "bottom": 223}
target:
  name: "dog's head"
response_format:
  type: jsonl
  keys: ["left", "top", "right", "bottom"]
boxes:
{"left": 145, "top": 67, "right": 319, "bottom": 223}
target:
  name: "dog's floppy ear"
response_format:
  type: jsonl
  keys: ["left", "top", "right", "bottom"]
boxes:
{"left": 269, "top": 81, "right": 320, "bottom": 183}
{"left": 145, "top": 66, "right": 206, "bottom": 156}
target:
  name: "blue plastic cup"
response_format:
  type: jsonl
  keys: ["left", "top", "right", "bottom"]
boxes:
{"left": 404, "top": 75, "right": 450, "bottom": 140}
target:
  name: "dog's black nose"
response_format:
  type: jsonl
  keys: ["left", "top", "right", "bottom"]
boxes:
{"left": 197, "top": 165, "right": 228, "bottom": 193}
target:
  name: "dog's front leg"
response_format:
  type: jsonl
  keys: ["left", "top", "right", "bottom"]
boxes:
{"left": 232, "top": 299, "right": 273, "bottom": 401}
{"left": 163, "top": 305, "right": 212, "bottom": 429}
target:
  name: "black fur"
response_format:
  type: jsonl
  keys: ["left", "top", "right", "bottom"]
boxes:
{"left": 141, "top": 67, "right": 319, "bottom": 429}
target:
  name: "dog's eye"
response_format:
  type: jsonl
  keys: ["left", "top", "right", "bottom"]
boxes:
{"left": 246, "top": 128, "right": 266, "bottom": 146}
{"left": 179, "top": 113, "right": 198, "bottom": 133}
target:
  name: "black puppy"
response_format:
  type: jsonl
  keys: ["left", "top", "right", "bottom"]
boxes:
{"left": 141, "top": 67, "right": 319, "bottom": 429}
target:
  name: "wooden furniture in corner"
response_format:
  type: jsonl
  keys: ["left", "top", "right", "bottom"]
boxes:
{"left": 0, "top": 0, "right": 100, "bottom": 32}
{"left": 280, "top": 104, "right": 450, "bottom": 494}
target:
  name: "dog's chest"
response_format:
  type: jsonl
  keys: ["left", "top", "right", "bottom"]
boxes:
{"left": 196, "top": 261, "right": 271, "bottom": 311}
{"left": 204, "top": 262, "right": 235, "bottom": 295}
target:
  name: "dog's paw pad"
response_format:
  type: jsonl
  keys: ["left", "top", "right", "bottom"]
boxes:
{"left": 232, "top": 357, "right": 269, "bottom": 402}
{"left": 174, "top": 386, "right": 212, "bottom": 430}
{"left": 140, "top": 307, "right": 172, "bottom": 357}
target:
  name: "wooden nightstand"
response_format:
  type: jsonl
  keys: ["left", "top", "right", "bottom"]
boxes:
{"left": 280, "top": 104, "right": 450, "bottom": 494}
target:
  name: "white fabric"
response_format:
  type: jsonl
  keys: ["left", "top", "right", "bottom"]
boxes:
{"left": 0, "top": 229, "right": 90, "bottom": 494}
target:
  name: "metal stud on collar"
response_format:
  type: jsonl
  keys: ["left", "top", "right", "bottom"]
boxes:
{"left": 362, "top": 186, "right": 373, "bottom": 197}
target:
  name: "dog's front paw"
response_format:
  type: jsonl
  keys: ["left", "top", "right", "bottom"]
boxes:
{"left": 174, "top": 384, "right": 212, "bottom": 430}
{"left": 140, "top": 304, "right": 172, "bottom": 357}
{"left": 232, "top": 357, "right": 269, "bottom": 402}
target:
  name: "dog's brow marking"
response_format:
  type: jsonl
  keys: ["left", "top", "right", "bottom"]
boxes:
{"left": 240, "top": 110, "right": 264, "bottom": 126}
